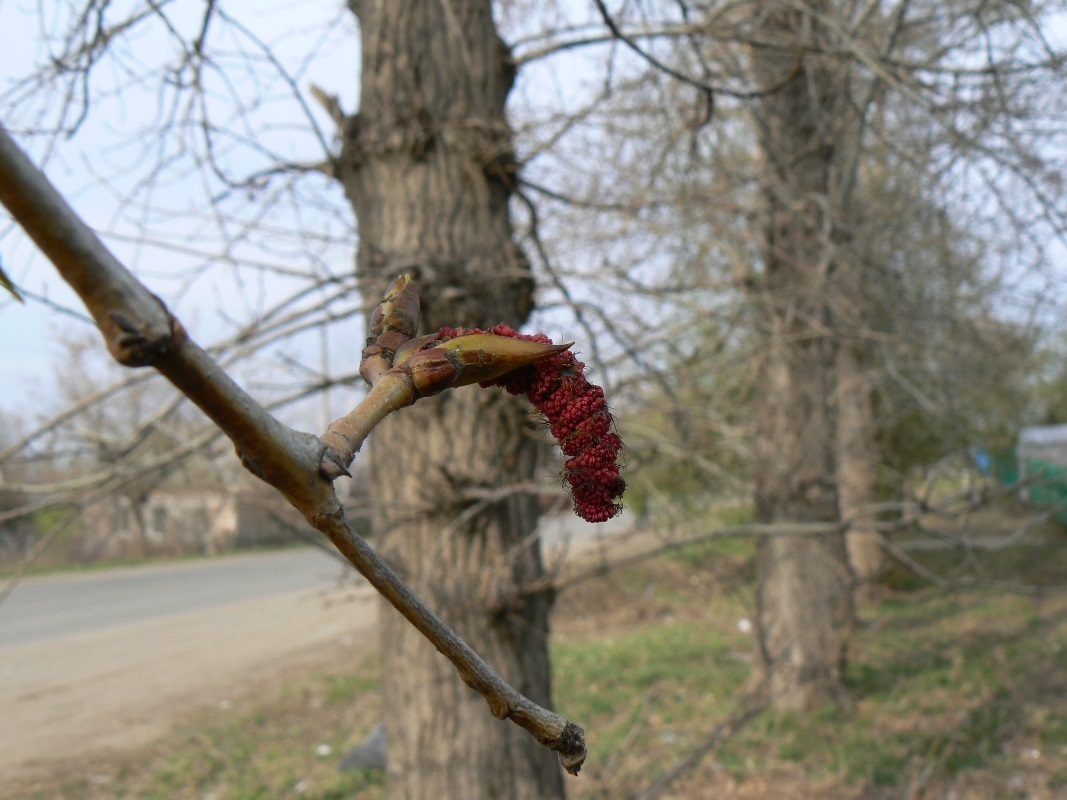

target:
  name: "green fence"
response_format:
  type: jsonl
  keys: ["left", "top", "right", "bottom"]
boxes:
{"left": 984, "top": 448, "right": 1067, "bottom": 524}
{"left": 1020, "top": 458, "right": 1067, "bottom": 525}
{"left": 991, "top": 449, "right": 1019, "bottom": 487}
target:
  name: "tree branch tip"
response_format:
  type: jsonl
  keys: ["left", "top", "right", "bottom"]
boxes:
{"left": 309, "top": 83, "right": 347, "bottom": 128}
{"left": 556, "top": 722, "right": 587, "bottom": 775}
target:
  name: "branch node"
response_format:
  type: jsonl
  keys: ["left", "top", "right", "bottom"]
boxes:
{"left": 320, "top": 446, "right": 353, "bottom": 480}
{"left": 482, "top": 688, "right": 511, "bottom": 719}
{"left": 105, "top": 306, "right": 187, "bottom": 367}
{"left": 237, "top": 449, "right": 268, "bottom": 481}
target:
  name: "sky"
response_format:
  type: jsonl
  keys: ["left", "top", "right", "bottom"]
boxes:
{"left": 0, "top": 0, "right": 612, "bottom": 436}
{"left": 4, "top": 0, "right": 1066, "bottom": 441}
{"left": 0, "top": 0, "right": 365, "bottom": 429}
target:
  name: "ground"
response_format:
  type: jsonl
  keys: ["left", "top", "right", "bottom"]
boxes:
{"left": 1, "top": 576, "right": 376, "bottom": 790}
{"left": 4, "top": 505, "right": 1067, "bottom": 799}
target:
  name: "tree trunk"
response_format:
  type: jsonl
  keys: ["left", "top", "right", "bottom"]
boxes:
{"left": 836, "top": 337, "right": 889, "bottom": 604}
{"left": 338, "top": 1, "right": 564, "bottom": 798}
{"left": 748, "top": 5, "right": 854, "bottom": 710}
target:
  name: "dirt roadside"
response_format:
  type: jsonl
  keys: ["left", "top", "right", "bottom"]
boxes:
{"left": 0, "top": 581, "right": 377, "bottom": 785}
{"left": 0, "top": 521, "right": 635, "bottom": 791}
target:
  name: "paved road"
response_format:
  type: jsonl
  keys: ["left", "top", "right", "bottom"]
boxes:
{"left": 0, "top": 510, "right": 634, "bottom": 650}
{"left": 0, "top": 546, "right": 353, "bottom": 648}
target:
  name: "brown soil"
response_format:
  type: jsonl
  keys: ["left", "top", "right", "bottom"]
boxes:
{"left": 0, "top": 581, "right": 377, "bottom": 785}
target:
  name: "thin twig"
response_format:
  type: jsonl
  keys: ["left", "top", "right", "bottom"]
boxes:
{"left": 631, "top": 682, "right": 768, "bottom": 800}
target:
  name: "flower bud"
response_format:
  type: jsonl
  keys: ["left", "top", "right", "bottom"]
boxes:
{"left": 437, "top": 333, "right": 572, "bottom": 386}
{"left": 370, "top": 274, "right": 420, "bottom": 340}
{"left": 476, "top": 324, "right": 625, "bottom": 523}
{"left": 395, "top": 334, "right": 571, "bottom": 399}
{"left": 404, "top": 347, "right": 461, "bottom": 397}
{"left": 391, "top": 332, "right": 447, "bottom": 367}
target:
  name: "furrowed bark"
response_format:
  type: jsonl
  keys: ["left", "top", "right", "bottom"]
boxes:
{"left": 337, "top": 0, "right": 568, "bottom": 795}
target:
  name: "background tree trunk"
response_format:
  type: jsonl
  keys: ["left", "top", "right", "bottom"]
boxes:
{"left": 836, "top": 336, "right": 889, "bottom": 604}
{"left": 338, "top": 1, "right": 564, "bottom": 797}
{"left": 748, "top": 5, "right": 854, "bottom": 710}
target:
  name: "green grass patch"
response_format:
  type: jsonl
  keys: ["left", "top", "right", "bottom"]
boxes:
{"left": 555, "top": 620, "right": 750, "bottom": 762}
{"left": 17, "top": 653, "right": 386, "bottom": 800}
{"left": 555, "top": 561, "right": 1067, "bottom": 798}
{"left": 719, "top": 589, "right": 1066, "bottom": 790}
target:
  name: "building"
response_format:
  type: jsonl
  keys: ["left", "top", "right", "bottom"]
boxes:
{"left": 1016, "top": 425, "right": 1067, "bottom": 519}
{"left": 78, "top": 485, "right": 309, "bottom": 560}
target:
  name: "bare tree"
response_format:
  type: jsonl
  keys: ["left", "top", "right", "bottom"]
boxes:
{"left": 506, "top": 0, "right": 1067, "bottom": 708}
{"left": 744, "top": 4, "right": 856, "bottom": 709}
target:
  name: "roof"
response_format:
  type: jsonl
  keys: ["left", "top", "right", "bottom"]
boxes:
{"left": 1019, "top": 424, "right": 1067, "bottom": 446}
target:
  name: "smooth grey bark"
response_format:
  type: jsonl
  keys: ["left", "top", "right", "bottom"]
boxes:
{"left": 338, "top": 1, "right": 565, "bottom": 797}
{"left": 747, "top": 5, "right": 854, "bottom": 710}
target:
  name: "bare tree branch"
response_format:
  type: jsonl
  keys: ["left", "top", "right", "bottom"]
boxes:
{"left": 0, "top": 122, "right": 587, "bottom": 775}
{"left": 631, "top": 681, "right": 769, "bottom": 800}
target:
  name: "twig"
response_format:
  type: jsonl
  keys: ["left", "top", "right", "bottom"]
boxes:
{"left": 591, "top": 0, "right": 805, "bottom": 106}
{"left": 0, "top": 122, "right": 587, "bottom": 774}
{"left": 521, "top": 519, "right": 852, "bottom": 596}
{"left": 631, "top": 682, "right": 768, "bottom": 800}
{"left": 310, "top": 83, "right": 347, "bottom": 129}
{"left": 518, "top": 492, "right": 1063, "bottom": 599}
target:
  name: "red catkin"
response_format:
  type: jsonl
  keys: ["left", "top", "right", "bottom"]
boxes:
{"left": 437, "top": 324, "right": 625, "bottom": 523}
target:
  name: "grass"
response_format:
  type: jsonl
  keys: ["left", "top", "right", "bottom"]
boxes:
{"left": 10, "top": 509, "right": 1067, "bottom": 799}
{"left": 549, "top": 548, "right": 1067, "bottom": 798}
{"left": 15, "top": 655, "right": 385, "bottom": 800}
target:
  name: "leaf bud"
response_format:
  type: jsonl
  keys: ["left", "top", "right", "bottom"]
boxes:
{"left": 437, "top": 333, "right": 572, "bottom": 386}
{"left": 370, "top": 274, "right": 420, "bottom": 340}
{"left": 404, "top": 347, "right": 461, "bottom": 397}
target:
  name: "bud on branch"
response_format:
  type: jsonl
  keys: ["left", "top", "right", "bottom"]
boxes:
{"left": 359, "top": 274, "right": 421, "bottom": 385}
{"left": 321, "top": 278, "right": 625, "bottom": 523}
{"left": 439, "top": 324, "right": 626, "bottom": 523}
